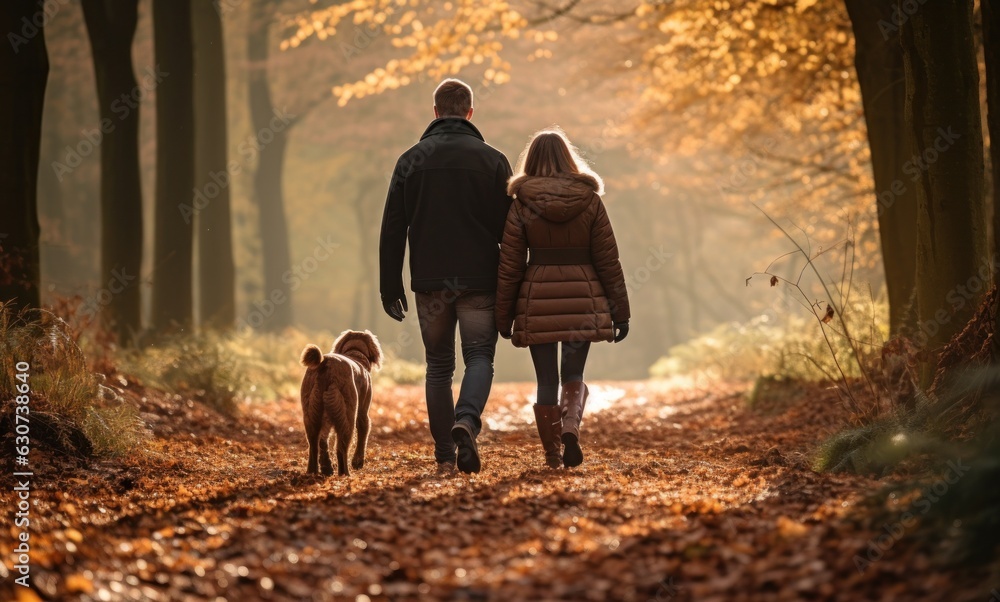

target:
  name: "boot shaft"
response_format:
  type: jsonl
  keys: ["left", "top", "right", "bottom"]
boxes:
{"left": 533, "top": 403, "right": 562, "bottom": 468}
{"left": 559, "top": 381, "right": 588, "bottom": 438}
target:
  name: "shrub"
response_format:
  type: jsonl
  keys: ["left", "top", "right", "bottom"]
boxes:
{"left": 654, "top": 213, "right": 893, "bottom": 423}
{"left": 0, "top": 303, "right": 146, "bottom": 457}
{"left": 649, "top": 298, "right": 888, "bottom": 383}
{"left": 119, "top": 332, "right": 246, "bottom": 415}
{"left": 118, "top": 327, "right": 428, "bottom": 414}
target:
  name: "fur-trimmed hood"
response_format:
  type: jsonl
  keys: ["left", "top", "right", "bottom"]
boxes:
{"left": 507, "top": 172, "right": 603, "bottom": 223}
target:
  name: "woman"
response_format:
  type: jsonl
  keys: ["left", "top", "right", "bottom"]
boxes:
{"left": 495, "top": 129, "right": 630, "bottom": 469}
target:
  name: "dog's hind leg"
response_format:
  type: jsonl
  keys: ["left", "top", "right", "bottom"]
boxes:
{"left": 334, "top": 417, "right": 352, "bottom": 476}
{"left": 352, "top": 387, "right": 373, "bottom": 471}
{"left": 333, "top": 381, "right": 358, "bottom": 476}
{"left": 318, "top": 425, "right": 334, "bottom": 476}
{"left": 305, "top": 422, "right": 321, "bottom": 474}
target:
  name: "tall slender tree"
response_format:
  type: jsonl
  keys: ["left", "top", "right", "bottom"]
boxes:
{"left": 192, "top": 0, "right": 235, "bottom": 329}
{"left": 247, "top": 0, "right": 293, "bottom": 330}
{"left": 900, "top": 0, "right": 988, "bottom": 383}
{"left": 151, "top": 0, "right": 196, "bottom": 332}
{"left": 80, "top": 0, "right": 143, "bottom": 340}
{"left": 985, "top": 0, "right": 1000, "bottom": 273}
{"left": 0, "top": 1, "right": 49, "bottom": 314}
{"left": 845, "top": 0, "right": 918, "bottom": 335}
{"left": 982, "top": 0, "right": 1000, "bottom": 363}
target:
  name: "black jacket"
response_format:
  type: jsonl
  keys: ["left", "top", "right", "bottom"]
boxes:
{"left": 379, "top": 118, "right": 513, "bottom": 299}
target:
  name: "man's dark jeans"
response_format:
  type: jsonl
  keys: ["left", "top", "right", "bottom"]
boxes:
{"left": 415, "top": 290, "right": 498, "bottom": 464}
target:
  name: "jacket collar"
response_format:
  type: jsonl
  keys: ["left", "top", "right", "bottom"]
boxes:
{"left": 420, "top": 117, "right": 485, "bottom": 141}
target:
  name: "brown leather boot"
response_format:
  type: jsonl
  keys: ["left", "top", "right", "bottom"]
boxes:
{"left": 533, "top": 404, "right": 563, "bottom": 469}
{"left": 560, "top": 382, "right": 589, "bottom": 468}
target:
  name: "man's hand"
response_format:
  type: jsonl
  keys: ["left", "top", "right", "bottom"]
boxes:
{"left": 382, "top": 296, "right": 408, "bottom": 322}
{"left": 613, "top": 321, "right": 629, "bottom": 343}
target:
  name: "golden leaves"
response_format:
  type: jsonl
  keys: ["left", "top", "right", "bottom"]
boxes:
{"left": 623, "top": 0, "right": 875, "bottom": 269}
{"left": 284, "top": 0, "right": 541, "bottom": 107}
{"left": 279, "top": 0, "right": 371, "bottom": 51}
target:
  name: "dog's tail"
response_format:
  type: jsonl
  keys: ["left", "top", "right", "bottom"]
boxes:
{"left": 300, "top": 344, "right": 324, "bottom": 369}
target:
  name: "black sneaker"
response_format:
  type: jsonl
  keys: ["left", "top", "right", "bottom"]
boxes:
{"left": 451, "top": 421, "right": 481, "bottom": 474}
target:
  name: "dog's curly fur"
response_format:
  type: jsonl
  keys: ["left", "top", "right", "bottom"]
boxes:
{"left": 299, "top": 330, "right": 383, "bottom": 476}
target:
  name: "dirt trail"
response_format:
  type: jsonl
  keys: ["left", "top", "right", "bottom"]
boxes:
{"left": 2, "top": 380, "right": 991, "bottom": 601}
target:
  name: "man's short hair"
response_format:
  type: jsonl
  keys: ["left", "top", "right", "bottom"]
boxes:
{"left": 433, "top": 79, "right": 474, "bottom": 118}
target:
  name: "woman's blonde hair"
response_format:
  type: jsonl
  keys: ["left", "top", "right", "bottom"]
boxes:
{"left": 510, "top": 127, "right": 604, "bottom": 194}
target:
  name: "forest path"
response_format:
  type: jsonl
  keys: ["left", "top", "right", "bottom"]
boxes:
{"left": 4, "top": 380, "right": 982, "bottom": 601}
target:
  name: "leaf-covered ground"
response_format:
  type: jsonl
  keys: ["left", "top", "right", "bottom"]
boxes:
{"left": 2, "top": 379, "right": 996, "bottom": 601}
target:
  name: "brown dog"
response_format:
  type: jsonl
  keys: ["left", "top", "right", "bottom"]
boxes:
{"left": 299, "top": 330, "right": 383, "bottom": 476}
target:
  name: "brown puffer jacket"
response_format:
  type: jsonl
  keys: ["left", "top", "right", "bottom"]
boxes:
{"left": 495, "top": 172, "right": 630, "bottom": 348}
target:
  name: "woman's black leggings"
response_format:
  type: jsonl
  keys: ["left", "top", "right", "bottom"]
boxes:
{"left": 529, "top": 341, "right": 592, "bottom": 406}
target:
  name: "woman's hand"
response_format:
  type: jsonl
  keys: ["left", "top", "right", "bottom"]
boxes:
{"left": 613, "top": 321, "right": 629, "bottom": 343}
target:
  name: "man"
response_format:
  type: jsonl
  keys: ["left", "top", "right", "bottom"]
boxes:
{"left": 379, "top": 79, "right": 513, "bottom": 474}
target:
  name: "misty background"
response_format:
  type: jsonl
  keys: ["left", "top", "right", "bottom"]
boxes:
{"left": 35, "top": 0, "right": 880, "bottom": 381}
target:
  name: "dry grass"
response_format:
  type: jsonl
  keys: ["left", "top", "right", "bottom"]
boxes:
{"left": 0, "top": 302, "right": 146, "bottom": 457}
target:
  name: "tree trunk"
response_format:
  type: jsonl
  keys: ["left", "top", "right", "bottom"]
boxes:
{"left": 0, "top": 1, "right": 49, "bottom": 315}
{"left": 248, "top": 0, "right": 293, "bottom": 331}
{"left": 38, "top": 90, "right": 66, "bottom": 282}
{"left": 192, "top": 0, "right": 235, "bottom": 329}
{"left": 845, "top": 0, "right": 918, "bottom": 335}
{"left": 900, "top": 0, "right": 988, "bottom": 384}
{"left": 985, "top": 0, "right": 1000, "bottom": 274}
{"left": 80, "top": 0, "right": 143, "bottom": 341}
{"left": 983, "top": 0, "right": 1000, "bottom": 362}
{"left": 151, "top": 0, "right": 196, "bottom": 332}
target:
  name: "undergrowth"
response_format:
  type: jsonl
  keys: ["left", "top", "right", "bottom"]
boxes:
{"left": 685, "top": 209, "right": 1000, "bottom": 567}
{"left": 652, "top": 212, "right": 891, "bottom": 426}
{"left": 649, "top": 299, "right": 888, "bottom": 383}
{"left": 1, "top": 298, "right": 427, "bottom": 456}
{"left": 0, "top": 303, "right": 146, "bottom": 457}
{"left": 118, "top": 328, "right": 426, "bottom": 414}
{"left": 826, "top": 368, "right": 1000, "bottom": 566}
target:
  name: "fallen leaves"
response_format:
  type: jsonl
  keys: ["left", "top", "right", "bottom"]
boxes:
{"left": 0, "top": 380, "right": 986, "bottom": 601}
{"left": 63, "top": 574, "right": 93, "bottom": 594}
{"left": 776, "top": 516, "right": 809, "bottom": 538}
{"left": 13, "top": 588, "right": 43, "bottom": 602}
